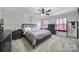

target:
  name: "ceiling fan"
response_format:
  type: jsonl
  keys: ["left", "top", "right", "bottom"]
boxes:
{"left": 38, "top": 8, "right": 51, "bottom": 16}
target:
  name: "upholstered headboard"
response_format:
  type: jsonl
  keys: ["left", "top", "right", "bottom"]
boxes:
{"left": 22, "top": 24, "right": 37, "bottom": 28}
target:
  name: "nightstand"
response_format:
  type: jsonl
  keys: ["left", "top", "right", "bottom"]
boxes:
{"left": 12, "top": 29, "right": 23, "bottom": 40}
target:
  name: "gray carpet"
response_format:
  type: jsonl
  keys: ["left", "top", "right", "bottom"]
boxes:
{"left": 12, "top": 35, "right": 79, "bottom": 52}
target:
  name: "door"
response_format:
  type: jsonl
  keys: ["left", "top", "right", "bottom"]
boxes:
{"left": 67, "top": 21, "right": 78, "bottom": 38}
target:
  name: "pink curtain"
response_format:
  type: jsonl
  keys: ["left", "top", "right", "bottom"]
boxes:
{"left": 56, "top": 18, "right": 67, "bottom": 31}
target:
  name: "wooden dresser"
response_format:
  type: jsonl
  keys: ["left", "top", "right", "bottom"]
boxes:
{"left": 0, "top": 30, "right": 12, "bottom": 52}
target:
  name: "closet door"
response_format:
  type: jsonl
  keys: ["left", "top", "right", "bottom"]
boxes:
{"left": 67, "top": 21, "right": 78, "bottom": 38}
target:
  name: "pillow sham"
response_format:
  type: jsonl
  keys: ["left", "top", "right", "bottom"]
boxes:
{"left": 31, "top": 27, "right": 40, "bottom": 30}
{"left": 22, "top": 27, "right": 31, "bottom": 33}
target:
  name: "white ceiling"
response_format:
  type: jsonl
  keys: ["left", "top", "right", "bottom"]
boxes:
{"left": 1, "top": 7, "right": 78, "bottom": 16}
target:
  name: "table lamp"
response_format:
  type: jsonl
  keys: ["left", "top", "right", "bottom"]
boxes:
{"left": 0, "top": 18, "right": 4, "bottom": 32}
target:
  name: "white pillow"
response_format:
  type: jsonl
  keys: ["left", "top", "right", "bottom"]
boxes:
{"left": 22, "top": 27, "right": 31, "bottom": 32}
{"left": 31, "top": 27, "right": 40, "bottom": 30}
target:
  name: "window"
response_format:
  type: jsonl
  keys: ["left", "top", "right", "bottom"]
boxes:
{"left": 56, "top": 18, "right": 67, "bottom": 32}
{"left": 37, "top": 22, "right": 41, "bottom": 28}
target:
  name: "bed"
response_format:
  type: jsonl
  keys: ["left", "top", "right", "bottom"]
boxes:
{"left": 22, "top": 24, "right": 51, "bottom": 48}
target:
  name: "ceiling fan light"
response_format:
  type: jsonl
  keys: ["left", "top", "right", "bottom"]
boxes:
{"left": 41, "top": 13, "right": 45, "bottom": 16}
{"left": 46, "top": 9, "right": 51, "bottom": 12}
{"left": 40, "top": 14, "right": 43, "bottom": 16}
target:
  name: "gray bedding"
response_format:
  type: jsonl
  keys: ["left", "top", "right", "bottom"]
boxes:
{"left": 24, "top": 29, "right": 51, "bottom": 46}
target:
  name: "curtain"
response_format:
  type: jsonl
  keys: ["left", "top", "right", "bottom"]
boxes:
{"left": 56, "top": 18, "right": 67, "bottom": 32}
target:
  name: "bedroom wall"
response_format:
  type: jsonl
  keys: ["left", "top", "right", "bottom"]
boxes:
{"left": 1, "top": 8, "right": 42, "bottom": 30}
{"left": 24, "top": 15, "right": 41, "bottom": 24}
{"left": 42, "top": 11, "right": 79, "bottom": 24}
{"left": 1, "top": 7, "right": 78, "bottom": 31}
{"left": 1, "top": 8, "right": 25, "bottom": 31}
{"left": 24, "top": 14, "right": 42, "bottom": 28}
{"left": 0, "top": 8, "right": 1, "bottom": 18}
{"left": 41, "top": 11, "right": 79, "bottom": 29}
{"left": 31, "top": 15, "right": 41, "bottom": 24}
{"left": 42, "top": 11, "right": 79, "bottom": 36}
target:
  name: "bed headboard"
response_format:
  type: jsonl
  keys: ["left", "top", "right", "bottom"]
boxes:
{"left": 22, "top": 24, "right": 37, "bottom": 28}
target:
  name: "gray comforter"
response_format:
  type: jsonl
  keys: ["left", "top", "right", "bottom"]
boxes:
{"left": 24, "top": 29, "right": 51, "bottom": 46}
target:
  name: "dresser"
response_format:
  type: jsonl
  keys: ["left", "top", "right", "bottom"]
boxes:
{"left": 0, "top": 30, "right": 12, "bottom": 52}
{"left": 48, "top": 24, "right": 56, "bottom": 35}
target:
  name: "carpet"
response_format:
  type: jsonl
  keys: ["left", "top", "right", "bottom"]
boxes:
{"left": 12, "top": 35, "right": 79, "bottom": 52}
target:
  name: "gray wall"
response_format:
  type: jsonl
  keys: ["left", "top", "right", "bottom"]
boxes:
{"left": 0, "top": 8, "right": 1, "bottom": 18}
{"left": 1, "top": 8, "right": 42, "bottom": 30}
{"left": 42, "top": 11, "right": 79, "bottom": 24}
{"left": 31, "top": 15, "right": 41, "bottom": 24}
{"left": 1, "top": 8, "right": 25, "bottom": 30}
{"left": 41, "top": 11, "right": 79, "bottom": 36}
{"left": 24, "top": 15, "right": 41, "bottom": 24}
{"left": 1, "top": 7, "right": 79, "bottom": 31}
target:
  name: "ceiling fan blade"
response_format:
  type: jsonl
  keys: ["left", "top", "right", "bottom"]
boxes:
{"left": 42, "top": 8, "right": 45, "bottom": 14}
{"left": 38, "top": 8, "right": 52, "bottom": 16}
{"left": 38, "top": 9, "right": 41, "bottom": 11}
{"left": 46, "top": 9, "right": 51, "bottom": 12}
